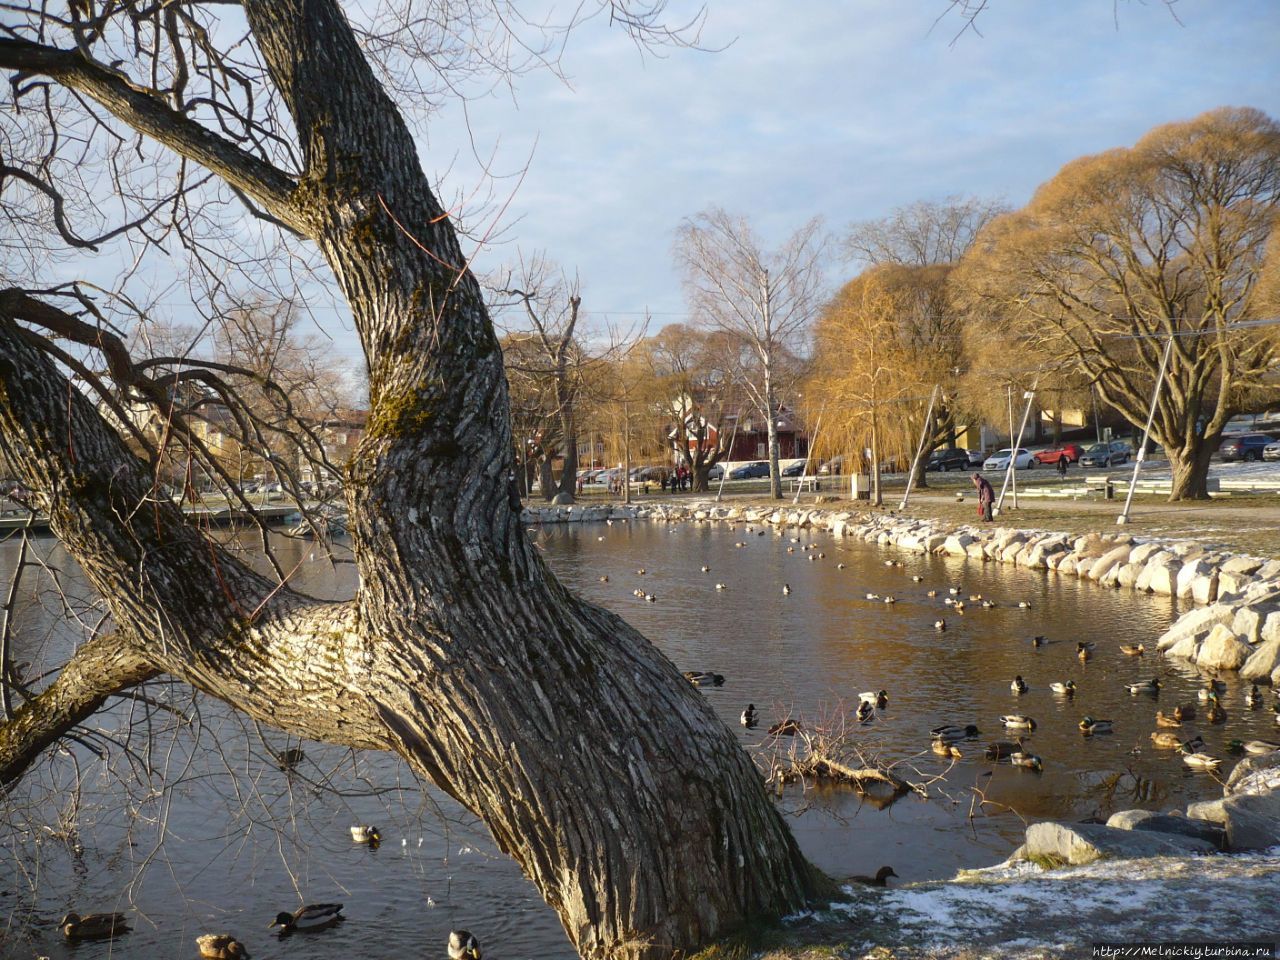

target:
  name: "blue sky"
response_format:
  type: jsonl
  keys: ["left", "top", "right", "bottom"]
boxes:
{"left": 402, "top": 0, "right": 1279, "bottom": 347}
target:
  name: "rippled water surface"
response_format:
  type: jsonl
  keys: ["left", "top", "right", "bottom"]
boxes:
{"left": 5, "top": 518, "right": 1277, "bottom": 959}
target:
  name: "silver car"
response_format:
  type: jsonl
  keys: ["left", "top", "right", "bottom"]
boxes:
{"left": 1264, "top": 441, "right": 1280, "bottom": 462}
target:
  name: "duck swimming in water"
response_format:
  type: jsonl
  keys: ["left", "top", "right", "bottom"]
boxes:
{"left": 1050, "top": 681, "right": 1076, "bottom": 697}
{"left": 197, "top": 934, "right": 251, "bottom": 959}
{"left": 849, "top": 866, "right": 898, "bottom": 887}
{"left": 1000, "top": 715, "right": 1037, "bottom": 731}
{"left": 61, "top": 912, "right": 131, "bottom": 940}
{"left": 448, "top": 930, "right": 483, "bottom": 960}
{"left": 1078, "top": 716, "right": 1113, "bottom": 735}
{"left": 1010, "top": 675, "right": 1028, "bottom": 695}
{"left": 740, "top": 704, "right": 758, "bottom": 727}
{"left": 859, "top": 690, "right": 889, "bottom": 710}
{"left": 269, "top": 903, "right": 344, "bottom": 933}
{"left": 1125, "top": 679, "right": 1161, "bottom": 695}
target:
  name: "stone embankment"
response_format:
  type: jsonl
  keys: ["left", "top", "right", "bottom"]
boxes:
{"left": 523, "top": 499, "right": 1280, "bottom": 685}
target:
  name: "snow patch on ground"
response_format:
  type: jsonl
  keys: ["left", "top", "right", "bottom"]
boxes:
{"left": 804, "top": 850, "right": 1280, "bottom": 958}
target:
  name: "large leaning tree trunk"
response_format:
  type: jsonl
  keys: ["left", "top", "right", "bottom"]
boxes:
{"left": 0, "top": 3, "right": 822, "bottom": 957}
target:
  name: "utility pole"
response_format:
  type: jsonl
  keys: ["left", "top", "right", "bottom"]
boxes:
{"left": 899, "top": 385, "right": 939, "bottom": 511}
{"left": 1118, "top": 335, "right": 1174, "bottom": 525}
{"left": 997, "top": 382, "right": 1038, "bottom": 513}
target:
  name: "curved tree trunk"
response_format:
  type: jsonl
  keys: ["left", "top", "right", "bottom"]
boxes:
{"left": 0, "top": 2, "right": 823, "bottom": 956}
{"left": 1167, "top": 439, "right": 1217, "bottom": 501}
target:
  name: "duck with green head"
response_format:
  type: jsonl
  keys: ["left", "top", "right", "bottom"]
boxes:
{"left": 270, "top": 903, "right": 344, "bottom": 933}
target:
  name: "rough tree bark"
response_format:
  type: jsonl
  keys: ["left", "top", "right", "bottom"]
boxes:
{"left": 0, "top": 3, "right": 823, "bottom": 956}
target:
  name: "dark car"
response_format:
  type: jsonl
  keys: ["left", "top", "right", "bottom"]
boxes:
{"left": 728, "top": 461, "right": 771, "bottom": 480}
{"left": 1079, "top": 441, "right": 1131, "bottom": 469}
{"left": 1033, "top": 443, "right": 1085, "bottom": 465}
{"left": 1219, "top": 433, "right": 1273, "bottom": 463}
{"left": 781, "top": 461, "right": 810, "bottom": 477}
{"left": 926, "top": 447, "right": 970, "bottom": 472}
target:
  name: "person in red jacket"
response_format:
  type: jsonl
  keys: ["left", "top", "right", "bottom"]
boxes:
{"left": 972, "top": 472, "right": 995, "bottom": 522}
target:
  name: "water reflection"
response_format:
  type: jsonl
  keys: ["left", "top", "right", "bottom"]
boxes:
{"left": 2, "top": 520, "right": 1275, "bottom": 958}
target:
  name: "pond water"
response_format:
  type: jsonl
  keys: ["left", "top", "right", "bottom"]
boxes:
{"left": 4, "top": 519, "right": 1277, "bottom": 959}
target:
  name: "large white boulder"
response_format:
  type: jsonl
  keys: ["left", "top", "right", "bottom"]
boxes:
{"left": 1240, "top": 628, "right": 1280, "bottom": 681}
{"left": 1087, "top": 544, "right": 1131, "bottom": 581}
{"left": 1195, "top": 623, "right": 1251, "bottom": 671}
{"left": 1176, "top": 557, "right": 1215, "bottom": 600}
{"left": 1155, "top": 604, "right": 1238, "bottom": 651}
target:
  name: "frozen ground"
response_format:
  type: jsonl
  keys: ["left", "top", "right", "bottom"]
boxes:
{"left": 790, "top": 851, "right": 1280, "bottom": 959}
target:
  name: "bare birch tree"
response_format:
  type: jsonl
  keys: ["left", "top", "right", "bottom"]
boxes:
{"left": 675, "top": 209, "right": 827, "bottom": 498}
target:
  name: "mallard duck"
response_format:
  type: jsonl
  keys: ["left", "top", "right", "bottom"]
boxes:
{"left": 1030, "top": 635, "right": 1046, "bottom": 648}
{"left": 883, "top": 595, "right": 897, "bottom": 604}
{"left": 1173, "top": 703, "right": 1197, "bottom": 721}
{"left": 682, "top": 671, "right": 725, "bottom": 687}
{"left": 197, "top": 933, "right": 251, "bottom": 959}
{"left": 1155, "top": 710, "right": 1182, "bottom": 727}
{"left": 1010, "top": 750, "right": 1043, "bottom": 771}
{"left": 1206, "top": 700, "right": 1227, "bottom": 724}
{"left": 1000, "top": 715, "right": 1037, "bottom": 731}
{"left": 740, "top": 704, "right": 758, "bottom": 728}
{"left": 1181, "top": 752, "right": 1222, "bottom": 770}
{"left": 984, "top": 737, "right": 1025, "bottom": 760}
{"left": 1017, "top": 600, "right": 1031, "bottom": 609}
{"left": 1237, "top": 739, "right": 1280, "bottom": 756}
{"left": 1150, "top": 730, "right": 1184, "bottom": 749}
{"left": 931, "top": 738, "right": 962, "bottom": 758}
{"left": 1010, "top": 675, "right": 1028, "bottom": 695}
{"left": 350, "top": 824, "right": 380, "bottom": 844}
{"left": 982, "top": 599, "right": 997, "bottom": 609}
{"left": 1197, "top": 679, "right": 1227, "bottom": 701}
{"left": 912, "top": 575, "right": 924, "bottom": 582}
{"left": 270, "top": 903, "right": 344, "bottom": 933}
{"left": 1078, "top": 646, "right": 1092, "bottom": 663}
{"left": 931, "top": 723, "right": 980, "bottom": 741}
{"left": 865, "top": 592, "right": 880, "bottom": 601}
{"left": 700, "top": 565, "right": 710, "bottom": 572}
{"left": 782, "top": 584, "right": 791, "bottom": 595}
{"left": 934, "top": 619, "right": 947, "bottom": 632}
{"left": 1125, "top": 679, "right": 1161, "bottom": 695}
{"left": 837, "top": 562, "right": 847, "bottom": 570}
{"left": 645, "top": 594, "right": 656, "bottom": 602}
{"left": 856, "top": 701, "right": 874, "bottom": 724}
{"left": 1077, "top": 641, "right": 1096, "bottom": 653}
{"left": 598, "top": 575, "right": 609, "bottom": 583}
{"left": 1245, "top": 684, "right": 1262, "bottom": 709}
{"left": 1078, "top": 717, "right": 1113, "bottom": 735}
{"left": 1120, "top": 643, "right": 1145, "bottom": 657}
{"left": 715, "top": 583, "right": 726, "bottom": 591}
{"left": 949, "top": 586, "right": 961, "bottom": 595}
{"left": 849, "top": 866, "right": 898, "bottom": 887}
{"left": 1050, "top": 681, "right": 1076, "bottom": 697}
{"left": 61, "top": 912, "right": 131, "bottom": 940}
{"left": 859, "top": 690, "right": 889, "bottom": 710}
{"left": 448, "top": 930, "right": 483, "bottom": 960}
{"left": 768, "top": 718, "right": 801, "bottom": 737}
{"left": 926, "top": 589, "right": 938, "bottom": 598}
{"left": 635, "top": 568, "right": 646, "bottom": 575}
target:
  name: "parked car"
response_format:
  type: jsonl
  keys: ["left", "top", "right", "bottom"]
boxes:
{"left": 926, "top": 447, "right": 970, "bottom": 472}
{"left": 817, "top": 456, "right": 844, "bottom": 476}
{"left": 1032, "top": 443, "right": 1084, "bottom": 465}
{"left": 707, "top": 465, "right": 724, "bottom": 481}
{"left": 1264, "top": 441, "right": 1280, "bottom": 462}
{"left": 983, "top": 448, "right": 1035, "bottom": 471}
{"left": 781, "top": 461, "right": 809, "bottom": 477}
{"left": 1219, "top": 433, "right": 1273, "bottom": 463}
{"left": 1079, "top": 441, "right": 1131, "bottom": 468}
{"left": 966, "top": 449, "right": 984, "bottom": 468}
{"left": 728, "top": 461, "right": 771, "bottom": 480}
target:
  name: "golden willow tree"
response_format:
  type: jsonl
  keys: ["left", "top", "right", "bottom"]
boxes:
{"left": 0, "top": 3, "right": 823, "bottom": 957}
{"left": 956, "top": 107, "right": 1280, "bottom": 501}
{"left": 807, "top": 270, "right": 925, "bottom": 504}
{"left": 807, "top": 264, "right": 966, "bottom": 497}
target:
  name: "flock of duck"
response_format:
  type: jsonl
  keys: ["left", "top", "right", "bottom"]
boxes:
{"left": 57, "top": 828, "right": 483, "bottom": 958}
{"left": 615, "top": 520, "right": 1280, "bottom": 884}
